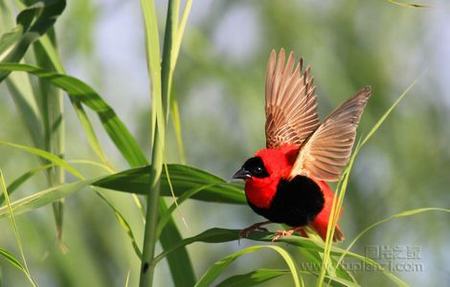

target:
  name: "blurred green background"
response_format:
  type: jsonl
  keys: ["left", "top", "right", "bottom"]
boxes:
{"left": 1, "top": 0, "right": 449, "bottom": 286}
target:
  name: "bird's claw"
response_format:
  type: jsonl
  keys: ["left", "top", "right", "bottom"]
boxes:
{"left": 272, "top": 229, "right": 295, "bottom": 241}
{"left": 272, "top": 226, "right": 307, "bottom": 241}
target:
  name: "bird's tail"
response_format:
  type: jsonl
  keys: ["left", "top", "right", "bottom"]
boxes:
{"left": 310, "top": 221, "right": 345, "bottom": 242}
{"left": 311, "top": 180, "right": 345, "bottom": 242}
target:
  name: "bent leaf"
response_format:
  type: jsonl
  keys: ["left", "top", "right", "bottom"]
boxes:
{"left": 195, "top": 245, "right": 301, "bottom": 287}
{"left": 0, "top": 140, "right": 82, "bottom": 179}
{"left": 0, "top": 63, "right": 146, "bottom": 167}
{"left": 0, "top": 179, "right": 96, "bottom": 219}
{"left": 93, "top": 164, "right": 246, "bottom": 204}
{"left": 0, "top": 0, "right": 66, "bottom": 81}
{"left": 0, "top": 163, "right": 246, "bottom": 219}
{"left": 216, "top": 269, "right": 289, "bottom": 287}
{"left": 0, "top": 247, "right": 26, "bottom": 273}
{"left": 153, "top": 228, "right": 407, "bottom": 286}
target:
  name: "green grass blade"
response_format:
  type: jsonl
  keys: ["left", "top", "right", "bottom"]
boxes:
{"left": 0, "top": 0, "right": 66, "bottom": 81}
{"left": 4, "top": 78, "right": 44, "bottom": 149}
{"left": 156, "top": 184, "right": 215, "bottom": 237}
{"left": 68, "top": 159, "right": 114, "bottom": 173}
{"left": 0, "top": 63, "right": 193, "bottom": 286}
{"left": 92, "top": 164, "right": 246, "bottom": 204}
{"left": 37, "top": 30, "right": 136, "bottom": 249}
{"left": 298, "top": 246, "right": 357, "bottom": 285}
{"left": 170, "top": 100, "right": 186, "bottom": 163}
{"left": 336, "top": 208, "right": 450, "bottom": 269}
{"left": 161, "top": 0, "right": 179, "bottom": 122}
{"left": 173, "top": 0, "right": 192, "bottom": 64}
{"left": 139, "top": 0, "right": 163, "bottom": 143}
{"left": 35, "top": 36, "right": 65, "bottom": 72}
{"left": 1, "top": 159, "right": 114, "bottom": 206}
{"left": 159, "top": 163, "right": 187, "bottom": 232}
{"left": 317, "top": 140, "right": 361, "bottom": 286}
{"left": 0, "top": 164, "right": 144, "bottom": 262}
{"left": 0, "top": 169, "right": 37, "bottom": 286}
{"left": 194, "top": 245, "right": 301, "bottom": 287}
{"left": 158, "top": 203, "right": 196, "bottom": 287}
{"left": 0, "top": 140, "right": 82, "bottom": 179}
{"left": 0, "top": 247, "right": 27, "bottom": 274}
{"left": 317, "top": 75, "right": 422, "bottom": 286}
{"left": 0, "top": 176, "right": 144, "bottom": 262}
{"left": 33, "top": 33, "right": 66, "bottom": 243}
{"left": 361, "top": 76, "right": 421, "bottom": 147}
{"left": 0, "top": 179, "right": 96, "bottom": 219}
{"left": 35, "top": 37, "right": 111, "bottom": 167}
{"left": 155, "top": 1, "right": 196, "bottom": 282}
{"left": 94, "top": 191, "right": 143, "bottom": 259}
{"left": 0, "top": 168, "right": 238, "bottom": 220}
{"left": 138, "top": 0, "right": 167, "bottom": 285}
{"left": 4, "top": 159, "right": 113, "bottom": 200}
{"left": 0, "top": 63, "right": 147, "bottom": 166}
{"left": 0, "top": 163, "right": 54, "bottom": 205}
{"left": 216, "top": 269, "right": 289, "bottom": 287}
{"left": 70, "top": 100, "right": 111, "bottom": 166}
{"left": 387, "top": 0, "right": 428, "bottom": 8}
{"left": 153, "top": 228, "right": 407, "bottom": 285}
{"left": 217, "top": 268, "right": 358, "bottom": 287}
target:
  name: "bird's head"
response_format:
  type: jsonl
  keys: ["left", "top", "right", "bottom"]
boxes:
{"left": 233, "top": 147, "right": 296, "bottom": 208}
{"left": 233, "top": 146, "right": 297, "bottom": 182}
{"left": 232, "top": 156, "right": 269, "bottom": 180}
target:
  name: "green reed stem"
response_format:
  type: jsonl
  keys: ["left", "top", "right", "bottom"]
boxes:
{"left": 138, "top": 0, "right": 164, "bottom": 285}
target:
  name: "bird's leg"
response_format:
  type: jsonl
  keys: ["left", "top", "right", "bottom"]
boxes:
{"left": 297, "top": 227, "right": 308, "bottom": 238}
{"left": 240, "top": 221, "right": 271, "bottom": 238}
{"left": 272, "top": 226, "right": 305, "bottom": 242}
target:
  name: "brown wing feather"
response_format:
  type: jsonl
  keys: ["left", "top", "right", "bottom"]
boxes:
{"left": 265, "top": 49, "right": 320, "bottom": 148}
{"left": 290, "top": 87, "right": 372, "bottom": 181}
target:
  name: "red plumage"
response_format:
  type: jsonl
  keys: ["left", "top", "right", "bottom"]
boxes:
{"left": 233, "top": 49, "right": 370, "bottom": 242}
{"left": 243, "top": 144, "right": 343, "bottom": 241}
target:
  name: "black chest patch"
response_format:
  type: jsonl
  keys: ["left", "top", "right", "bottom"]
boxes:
{"left": 248, "top": 175, "right": 325, "bottom": 227}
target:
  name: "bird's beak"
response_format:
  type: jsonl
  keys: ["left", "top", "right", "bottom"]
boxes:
{"left": 232, "top": 167, "right": 251, "bottom": 180}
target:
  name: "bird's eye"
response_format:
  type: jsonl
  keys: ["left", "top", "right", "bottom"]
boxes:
{"left": 243, "top": 157, "right": 269, "bottom": 178}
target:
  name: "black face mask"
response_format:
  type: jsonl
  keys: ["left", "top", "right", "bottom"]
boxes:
{"left": 233, "top": 157, "right": 269, "bottom": 179}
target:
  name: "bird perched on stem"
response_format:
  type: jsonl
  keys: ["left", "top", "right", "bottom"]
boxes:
{"left": 233, "top": 49, "right": 371, "bottom": 242}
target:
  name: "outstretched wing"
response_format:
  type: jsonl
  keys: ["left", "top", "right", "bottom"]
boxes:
{"left": 265, "top": 49, "right": 320, "bottom": 148}
{"left": 290, "top": 87, "right": 372, "bottom": 181}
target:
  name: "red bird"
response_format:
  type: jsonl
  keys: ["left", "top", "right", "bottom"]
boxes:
{"left": 233, "top": 49, "right": 371, "bottom": 241}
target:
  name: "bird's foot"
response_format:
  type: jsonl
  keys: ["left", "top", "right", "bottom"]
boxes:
{"left": 272, "top": 227, "right": 304, "bottom": 242}
{"left": 239, "top": 221, "right": 271, "bottom": 238}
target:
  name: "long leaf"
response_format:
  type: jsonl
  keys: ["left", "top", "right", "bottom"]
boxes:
{"left": 387, "top": 0, "right": 428, "bottom": 8}
{"left": 216, "top": 269, "right": 289, "bottom": 287}
{"left": 0, "top": 0, "right": 66, "bottom": 81}
{"left": 0, "top": 62, "right": 193, "bottom": 286}
{"left": 318, "top": 76, "right": 422, "bottom": 287}
{"left": 0, "top": 63, "right": 147, "bottom": 166}
{"left": 335, "top": 208, "right": 450, "bottom": 269}
{"left": 0, "top": 138, "right": 144, "bottom": 259}
{"left": 0, "top": 247, "right": 26, "bottom": 274}
{"left": 153, "top": 228, "right": 408, "bottom": 286}
{"left": 0, "top": 140, "right": 82, "bottom": 179}
{"left": 93, "top": 164, "right": 246, "bottom": 204}
{"left": 0, "top": 169, "right": 36, "bottom": 286}
{"left": 0, "top": 163, "right": 54, "bottom": 205}
{"left": 138, "top": 0, "right": 166, "bottom": 284}
{"left": 35, "top": 35, "right": 111, "bottom": 167}
{"left": 0, "top": 164, "right": 245, "bottom": 218}
{"left": 0, "top": 179, "right": 95, "bottom": 219}
{"left": 195, "top": 245, "right": 301, "bottom": 287}
{"left": 33, "top": 30, "right": 66, "bottom": 242}
{"left": 4, "top": 78, "right": 44, "bottom": 149}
